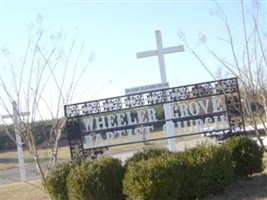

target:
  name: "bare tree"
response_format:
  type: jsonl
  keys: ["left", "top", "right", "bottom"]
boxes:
{"left": 178, "top": 0, "right": 266, "bottom": 150}
{"left": 0, "top": 15, "right": 93, "bottom": 187}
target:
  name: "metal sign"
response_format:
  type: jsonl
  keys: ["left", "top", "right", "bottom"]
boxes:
{"left": 64, "top": 77, "right": 245, "bottom": 159}
{"left": 125, "top": 82, "right": 169, "bottom": 95}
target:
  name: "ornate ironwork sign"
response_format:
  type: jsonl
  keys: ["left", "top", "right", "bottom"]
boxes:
{"left": 64, "top": 77, "right": 245, "bottom": 159}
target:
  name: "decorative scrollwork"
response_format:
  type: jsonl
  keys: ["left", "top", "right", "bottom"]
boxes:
{"left": 65, "top": 105, "right": 80, "bottom": 117}
{"left": 124, "top": 95, "right": 144, "bottom": 108}
{"left": 215, "top": 83, "right": 223, "bottom": 93}
{"left": 219, "top": 79, "right": 238, "bottom": 93}
{"left": 168, "top": 87, "right": 189, "bottom": 101}
{"left": 70, "top": 143, "right": 83, "bottom": 159}
{"left": 83, "top": 148, "right": 109, "bottom": 159}
{"left": 225, "top": 93, "right": 244, "bottom": 134}
{"left": 191, "top": 83, "right": 213, "bottom": 97}
{"left": 82, "top": 102, "right": 101, "bottom": 114}
{"left": 230, "top": 118, "right": 244, "bottom": 133}
{"left": 146, "top": 90, "right": 166, "bottom": 105}
{"left": 65, "top": 77, "right": 239, "bottom": 117}
{"left": 102, "top": 98, "right": 122, "bottom": 111}
{"left": 226, "top": 95, "right": 242, "bottom": 117}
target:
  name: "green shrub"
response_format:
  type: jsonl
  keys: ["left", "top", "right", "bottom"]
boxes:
{"left": 206, "top": 145, "right": 235, "bottom": 193}
{"left": 222, "top": 136, "right": 265, "bottom": 178}
{"left": 45, "top": 160, "right": 79, "bottom": 200}
{"left": 123, "top": 144, "right": 235, "bottom": 200}
{"left": 124, "top": 147, "right": 171, "bottom": 168}
{"left": 180, "top": 144, "right": 235, "bottom": 199}
{"left": 123, "top": 154, "right": 187, "bottom": 200}
{"left": 67, "top": 157, "right": 125, "bottom": 200}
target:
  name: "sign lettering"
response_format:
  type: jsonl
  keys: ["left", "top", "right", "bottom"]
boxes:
{"left": 65, "top": 77, "right": 245, "bottom": 159}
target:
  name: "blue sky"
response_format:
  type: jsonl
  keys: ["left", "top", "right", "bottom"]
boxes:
{"left": 1, "top": 0, "right": 266, "bottom": 107}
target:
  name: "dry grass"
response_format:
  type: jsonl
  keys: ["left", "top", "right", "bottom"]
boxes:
{"left": 0, "top": 180, "right": 49, "bottom": 200}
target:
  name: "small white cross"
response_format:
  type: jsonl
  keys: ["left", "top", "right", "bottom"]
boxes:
{"left": 1, "top": 101, "right": 30, "bottom": 182}
{"left": 136, "top": 30, "right": 184, "bottom": 83}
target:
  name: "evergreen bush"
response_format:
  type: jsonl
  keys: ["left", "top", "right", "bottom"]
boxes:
{"left": 179, "top": 144, "right": 235, "bottom": 199}
{"left": 45, "top": 160, "right": 79, "bottom": 200}
{"left": 222, "top": 136, "right": 265, "bottom": 178}
{"left": 67, "top": 157, "right": 125, "bottom": 200}
{"left": 124, "top": 147, "right": 171, "bottom": 168}
{"left": 123, "top": 154, "right": 186, "bottom": 200}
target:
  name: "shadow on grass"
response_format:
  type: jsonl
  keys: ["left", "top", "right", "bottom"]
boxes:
{"left": 24, "top": 157, "right": 51, "bottom": 164}
{"left": 206, "top": 173, "right": 267, "bottom": 200}
{"left": 0, "top": 157, "right": 50, "bottom": 164}
{"left": 0, "top": 158, "right": 19, "bottom": 163}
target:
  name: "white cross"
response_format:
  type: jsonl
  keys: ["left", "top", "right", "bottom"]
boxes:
{"left": 1, "top": 101, "right": 30, "bottom": 182}
{"left": 136, "top": 30, "right": 184, "bottom": 83}
{"left": 136, "top": 30, "right": 184, "bottom": 152}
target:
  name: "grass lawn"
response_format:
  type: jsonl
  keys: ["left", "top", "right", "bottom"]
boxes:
{"left": 0, "top": 146, "right": 71, "bottom": 170}
{"left": 0, "top": 180, "right": 48, "bottom": 200}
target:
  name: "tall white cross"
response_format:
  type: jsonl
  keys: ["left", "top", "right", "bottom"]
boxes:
{"left": 136, "top": 30, "right": 184, "bottom": 83}
{"left": 136, "top": 30, "right": 184, "bottom": 152}
{"left": 1, "top": 101, "right": 30, "bottom": 182}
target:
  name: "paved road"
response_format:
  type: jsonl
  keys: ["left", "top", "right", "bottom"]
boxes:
{"left": 0, "top": 136, "right": 216, "bottom": 185}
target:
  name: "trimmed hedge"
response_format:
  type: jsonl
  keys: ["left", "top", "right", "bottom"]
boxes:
{"left": 222, "top": 136, "right": 265, "bottom": 178}
{"left": 179, "top": 144, "right": 235, "bottom": 199}
{"left": 123, "top": 144, "right": 235, "bottom": 200}
{"left": 45, "top": 160, "right": 79, "bottom": 200}
{"left": 67, "top": 157, "right": 125, "bottom": 200}
{"left": 124, "top": 147, "right": 172, "bottom": 168}
{"left": 123, "top": 154, "right": 187, "bottom": 200}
